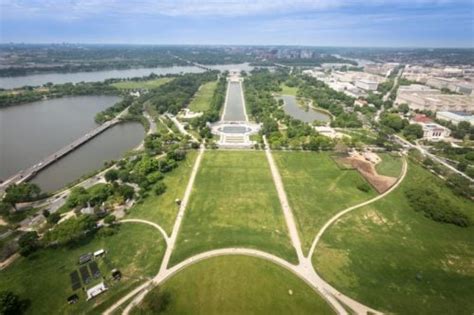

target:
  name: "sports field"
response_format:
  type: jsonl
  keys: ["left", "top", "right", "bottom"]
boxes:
{"left": 170, "top": 150, "right": 297, "bottom": 265}
{"left": 273, "top": 151, "right": 378, "bottom": 254}
{"left": 313, "top": 162, "right": 474, "bottom": 314}
{"left": 132, "top": 256, "right": 335, "bottom": 315}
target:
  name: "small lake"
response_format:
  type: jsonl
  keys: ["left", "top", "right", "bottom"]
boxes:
{"left": 280, "top": 95, "right": 331, "bottom": 123}
{"left": 30, "top": 122, "right": 144, "bottom": 192}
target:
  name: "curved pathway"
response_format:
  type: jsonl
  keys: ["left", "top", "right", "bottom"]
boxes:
{"left": 106, "top": 148, "right": 407, "bottom": 315}
{"left": 123, "top": 248, "right": 346, "bottom": 315}
{"left": 308, "top": 156, "right": 408, "bottom": 259}
{"left": 120, "top": 219, "right": 169, "bottom": 245}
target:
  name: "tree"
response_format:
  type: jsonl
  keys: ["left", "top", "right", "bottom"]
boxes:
{"left": 18, "top": 232, "right": 40, "bottom": 257}
{"left": 398, "top": 103, "right": 410, "bottom": 114}
{"left": 43, "top": 215, "right": 97, "bottom": 246}
{"left": 42, "top": 209, "right": 50, "bottom": 218}
{"left": 117, "top": 184, "right": 135, "bottom": 200}
{"left": 0, "top": 291, "right": 24, "bottom": 315}
{"left": 380, "top": 113, "right": 406, "bottom": 132}
{"left": 47, "top": 212, "right": 61, "bottom": 225}
{"left": 154, "top": 182, "right": 167, "bottom": 196}
{"left": 3, "top": 183, "right": 41, "bottom": 210}
{"left": 403, "top": 124, "right": 423, "bottom": 140}
{"left": 104, "top": 215, "right": 116, "bottom": 225}
{"left": 104, "top": 169, "right": 119, "bottom": 182}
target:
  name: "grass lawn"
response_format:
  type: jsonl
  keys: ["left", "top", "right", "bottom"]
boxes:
{"left": 127, "top": 150, "right": 198, "bottom": 234}
{"left": 133, "top": 256, "right": 335, "bottom": 315}
{"left": 111, "top": 78, "right": 173, "bottom": 90}
{"left": 273, "top": 152, "right": 378, "bottom": 255}
{"left": 0, "top": 223, "right": 165, "bottom": 315}
{"left": 188, "top": 81, "right": 217, "bottom": 113}
{"left": 170, "top": 151, "right": 297, "bottom": 265}
{"left": 313, "top": 162, "right": 474, "bottom": 315}
{"left": 375, "top": 153, "right": 403, "bottom": 177}
{"left": 280, "top": 83, "right": 299, "bottom": 96}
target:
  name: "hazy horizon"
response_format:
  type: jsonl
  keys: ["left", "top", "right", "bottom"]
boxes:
{"left": 1, "top": 0, "right": 473, "bottom": 48}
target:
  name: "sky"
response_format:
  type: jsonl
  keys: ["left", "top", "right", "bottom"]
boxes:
{"left": 0, "top": 0, "right": 473, "bottom": 47}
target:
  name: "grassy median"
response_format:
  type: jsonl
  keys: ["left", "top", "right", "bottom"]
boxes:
{"left": 170, "top": 150, "right": 297, "bottom": 265}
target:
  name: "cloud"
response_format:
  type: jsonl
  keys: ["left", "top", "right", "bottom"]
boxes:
{"left": 1, "top": 0, "right": 470, "bottom": 19}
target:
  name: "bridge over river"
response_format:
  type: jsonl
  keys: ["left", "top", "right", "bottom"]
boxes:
{"left": 0, "top": 108, "right": 129, "bottom": 192}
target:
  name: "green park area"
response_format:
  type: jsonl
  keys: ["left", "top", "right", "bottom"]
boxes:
{"left": 188, "top": 81, "right": 217, "bottom": 112}
{"left": 280, "top": 83, "right": 299, "bottom": 96}
{"left": 313, "top": 162, "right": 474, "bottom": 314}
{"left": 0, "top": 223, "right": 165, "bottom": 315}
{"left": 132, "top": 256, "right": 334, "bottom": 315}
{"left": 170, "top": 151, "right": 297, "bottom": 265}
{"left": 127, "top": 150, "right": 198, "bottom": 233}
{"left": 111, "top": 78, "right": 173, "bottom": 90}
{"left": 375, "top": 153, "right": 403, "bottom": 177}
{"left": 273, "top": 152, "right": 379, "bottom": 254}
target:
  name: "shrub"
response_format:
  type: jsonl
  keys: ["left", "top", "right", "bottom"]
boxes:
{"left": 356, "top": 182, "right": 371, "bottom": 193}
{"left": 154, "top": 182, "right": 167, "bottom": 196}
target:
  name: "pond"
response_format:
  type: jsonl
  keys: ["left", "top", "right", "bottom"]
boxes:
{"left": 279, "top": 95, "right": 331, "bottom": 124}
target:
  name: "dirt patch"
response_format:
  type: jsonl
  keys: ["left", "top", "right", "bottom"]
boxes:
{"left": 338, "top": 154, "right": 397, "bottom": 193}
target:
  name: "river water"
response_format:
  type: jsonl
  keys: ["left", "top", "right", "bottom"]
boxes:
{"left": 0, "top": 64, "right": 255, "bottom": 89}
{"left": 30, "top": 122, "right": 144, "bottom": 192}
{"left": 0, "top": 95, "right": 144, "bottom": 192}
{"left": 280, "top": 95, "right": 331, "bottom": 123}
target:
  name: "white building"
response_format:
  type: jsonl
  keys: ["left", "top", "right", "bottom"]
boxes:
{"left": 395, "top": 84, "right": 474, "bottom": 112}
{"left": 355, "top": 79, "right": 378, "bottom": 91}
{"left": 436, "top": 111, "right": 474, "bottom": 125}
{"left": 414, "top": 122, "right": 451, "bottom": 141}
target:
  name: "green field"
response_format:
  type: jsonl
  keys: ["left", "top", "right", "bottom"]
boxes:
{"left": 375, "top": 153, "right": 403, "bottom": 177}
{"left": 188, "top": 81, "right": 217, "bottom": 112}
{"left": 280, "top": 83, "right": 299, "bottom": 96}
{"left": 127, "top": 150, "right": 198, "bottom": 233}
{"left": 170, "top": 151, "right": 297, "bottom": 265}
{"left": 133, "top": 256, "right": 334, "bottom": 315}
{"left": 111, "top": 78, "right": 173, "bottom": 90}
{"left": 0, "top": 223, "right": 165, "bottom": 314}
{"left": 273, "top": 152, "right": 379, "bottom": 254}
{"left": 313, "top": 162, "right": 474, "bottom": 315}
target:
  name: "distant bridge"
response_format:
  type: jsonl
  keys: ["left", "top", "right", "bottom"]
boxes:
{"left": 0, "top": 108, "right": 128, "bottom": 192}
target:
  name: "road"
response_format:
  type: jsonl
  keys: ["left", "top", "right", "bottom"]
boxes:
{"left": 394, "top": 135, "right": 473, "bottom": 182}
{"left": 374, "top": 66, "right": 404, "bottom": 123}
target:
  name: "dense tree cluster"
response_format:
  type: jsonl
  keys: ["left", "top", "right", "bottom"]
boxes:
{"left": 243, "top": 69, "right": 335, "bottom": 150}
{"left": 42, "top": 215, "right": 97, "bottom": 246}
{"left": 3, "top": 183, "right": 42, "bottom": 211}
{"left": 298, "top": 76, "right": 362, "bottom": 128}
{"left": 405, "top": 187, "right": 471, "bottom": 227}
{"left": 0, "top": 45, "right": 186, "bottom": 77}
{"left": 189, "top": 75, "right": 227, "bottom": 136}
{"left": 436, "top": 119, "right": 474, "bottom": 140}
{"left": 140, "top": 71, "right": 218, "bottom": 115}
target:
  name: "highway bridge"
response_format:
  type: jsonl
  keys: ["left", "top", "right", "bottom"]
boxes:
{"left": 0, "top": 108, "right": 128, "bottom": 192}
